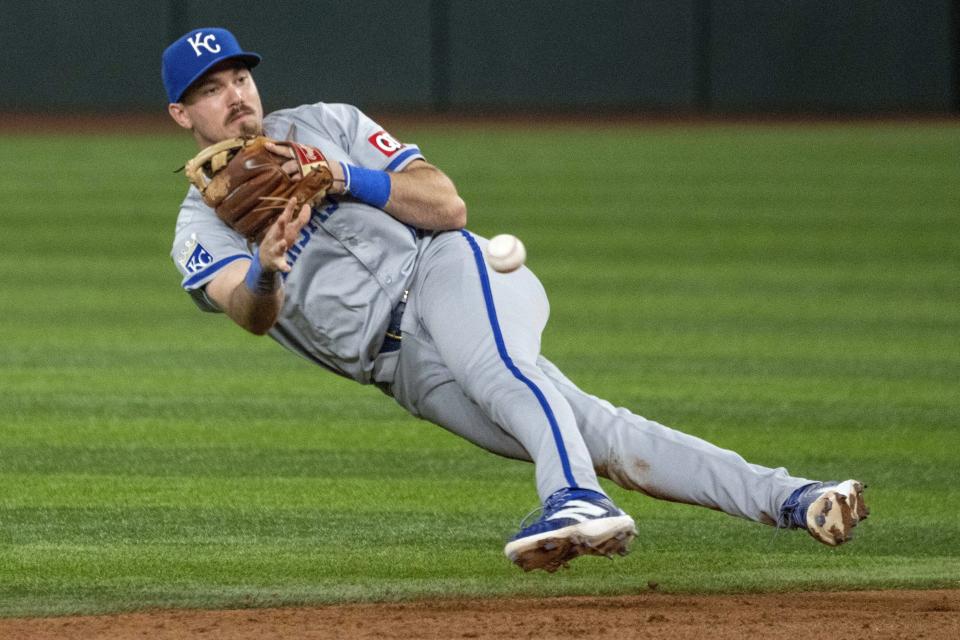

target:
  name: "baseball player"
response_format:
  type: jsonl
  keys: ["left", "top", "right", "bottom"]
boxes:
{"left": 162, "top": 28, "right": 869, "bottom": 572}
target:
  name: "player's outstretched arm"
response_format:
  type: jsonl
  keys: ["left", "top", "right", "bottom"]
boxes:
{"left": 204, "top": 200, "right": 312, "bottom": 335}
{"left": 266, "top": 143, "right": 466, "bottom": 231}
{"left": 378, "top": 160, "right": 467, "bottom": 231}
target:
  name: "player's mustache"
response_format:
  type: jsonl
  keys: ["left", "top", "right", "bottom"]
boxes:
{"left": 227, "top": 105, "right": 254, "bottom": 123}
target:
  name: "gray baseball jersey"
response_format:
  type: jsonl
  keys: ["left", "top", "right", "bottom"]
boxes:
{"left": 171, "top": 102, "right": 810, "bottom": 521}
{"left": 172, "top": 103, "right": 429, "bottom": 383}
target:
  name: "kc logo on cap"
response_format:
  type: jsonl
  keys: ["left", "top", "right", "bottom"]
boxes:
{"left": 186, "top": 32, "right": 223, "bottom": 57}
{"left": 162, "top": 27, "right": 261, "bottom": 103}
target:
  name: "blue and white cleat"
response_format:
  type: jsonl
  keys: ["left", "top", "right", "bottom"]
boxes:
{"left": 780, "top": 479, "right": 870, "bottom": 546}
{"left": 504, "top": 488, "right": 637, "bottom": 572}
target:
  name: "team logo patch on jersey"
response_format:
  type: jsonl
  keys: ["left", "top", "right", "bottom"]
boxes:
{"left": 368, "top": 130, "right": 403, "bottom": 157}
{"left": 178, "top": 234, "right": 214, "bottom": 274}
{"left": 185, "top": 244, "right": 213, "bottom": 274}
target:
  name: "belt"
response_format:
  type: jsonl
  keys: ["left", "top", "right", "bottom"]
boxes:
{"left": 379, "top": 289, "right": 408, "bottom": 354}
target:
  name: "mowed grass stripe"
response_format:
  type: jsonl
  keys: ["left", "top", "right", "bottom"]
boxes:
{"left": 1, "top": 123, "right": 958, "bottom": 615}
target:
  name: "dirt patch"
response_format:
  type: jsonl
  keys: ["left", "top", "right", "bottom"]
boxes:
{"left": 2, "top": 590, "right": 957, "bottom": 639}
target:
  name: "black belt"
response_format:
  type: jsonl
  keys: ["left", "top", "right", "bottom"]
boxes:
{"left": 379, "top": 290, "right": 408, "bottom": 354}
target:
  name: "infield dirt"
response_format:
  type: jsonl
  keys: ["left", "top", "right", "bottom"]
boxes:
{"left": 2, "top": 590, "right": 958, "bottom": 639}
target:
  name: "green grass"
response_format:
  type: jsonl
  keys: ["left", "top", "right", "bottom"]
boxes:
{"left": 1, "top": 121, "right": 958, "bottom": 616}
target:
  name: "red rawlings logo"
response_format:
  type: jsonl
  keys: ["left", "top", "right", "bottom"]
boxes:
{"left": 291, "top": 142, "right": 326, "bottom": 165}
{"left": 368, "top": 130, "right": 403, "bottom": 157}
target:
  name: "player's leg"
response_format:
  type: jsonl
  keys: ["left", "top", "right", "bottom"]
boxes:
{"left": 392, "top": 341, "right": 866, "bottom": 551}
{"left": 394, "top": 231, "right": 635, "bottom": 570}
{"left": 536, "top": 356, "right": 869, "bottom": 543}
{"left": 392, "top": 334, "right": 635, "bottom": 572}
{"left": 405, "top": 231, "right": 599, "bottom": 501}
{"left": 407, "top": 348, "right": 801, "bottom": 525}
{"left": 536, "top": 355, "right": 798, "bottom": 523}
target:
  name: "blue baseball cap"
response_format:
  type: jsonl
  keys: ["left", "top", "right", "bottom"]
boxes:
{"left": 162, "top": 27, "right": 261, "bottom": 103}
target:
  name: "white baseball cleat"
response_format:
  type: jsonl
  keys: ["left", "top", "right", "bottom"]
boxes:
{"left": 779, "top": 479, "right": 870, "bottom": 546}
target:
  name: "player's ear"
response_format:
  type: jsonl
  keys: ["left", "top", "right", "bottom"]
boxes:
{"left": 168, "top": 102, "right": 192, "bottom": 130}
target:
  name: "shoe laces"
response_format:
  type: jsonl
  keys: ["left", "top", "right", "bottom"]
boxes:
{"left": 516, "top": 488, "right": 609, "bottom": 530}
{"left": 517, "top": 505, "right": 545, "bottom": 530}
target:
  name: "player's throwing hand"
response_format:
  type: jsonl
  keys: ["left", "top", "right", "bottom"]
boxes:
{"left": 258, "top": 198, "right": 311, "bottom": 274}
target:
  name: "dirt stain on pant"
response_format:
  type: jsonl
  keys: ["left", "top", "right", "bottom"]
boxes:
{"left": 600, "top": 455, "right": 671, "bottom": 501}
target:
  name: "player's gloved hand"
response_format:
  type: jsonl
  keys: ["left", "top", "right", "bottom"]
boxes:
{"left": 183, "top": 136, "right": 334, "bottom": 241}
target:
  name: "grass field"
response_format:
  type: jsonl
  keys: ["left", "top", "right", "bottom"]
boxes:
{"left": 0, "top": 120, "right": 958, "bottom": 617}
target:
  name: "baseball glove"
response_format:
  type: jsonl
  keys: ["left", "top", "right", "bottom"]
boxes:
{"left": 183, "top": 136, "right": 333, "bottom": 241}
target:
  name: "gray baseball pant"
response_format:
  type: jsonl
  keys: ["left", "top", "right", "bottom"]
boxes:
{"left": 389, "top": 231, "right": 808, "bottom": 524}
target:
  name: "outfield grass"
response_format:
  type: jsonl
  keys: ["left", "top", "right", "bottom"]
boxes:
{"left": 0, "top": 121, "right": 958, "bottom": 616}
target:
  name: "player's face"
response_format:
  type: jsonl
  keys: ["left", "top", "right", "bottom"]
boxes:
{"left": 170, "top": 62, "right": 264, "bottom": 147}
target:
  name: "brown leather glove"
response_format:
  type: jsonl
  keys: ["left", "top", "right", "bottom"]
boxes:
{"left": 183, "top": 136, "right": 333, "bottom": 241}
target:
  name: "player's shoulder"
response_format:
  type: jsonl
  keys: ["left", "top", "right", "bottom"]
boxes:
{"left": 267, "top": 101, "right": 363, "bottom": 117}
{"left": 265, "top": 101, "right": 366, "bottom": 132}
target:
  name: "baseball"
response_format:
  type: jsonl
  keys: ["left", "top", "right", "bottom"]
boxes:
{"left": 486, "top": 234, "right": 526, "bottom": 273}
